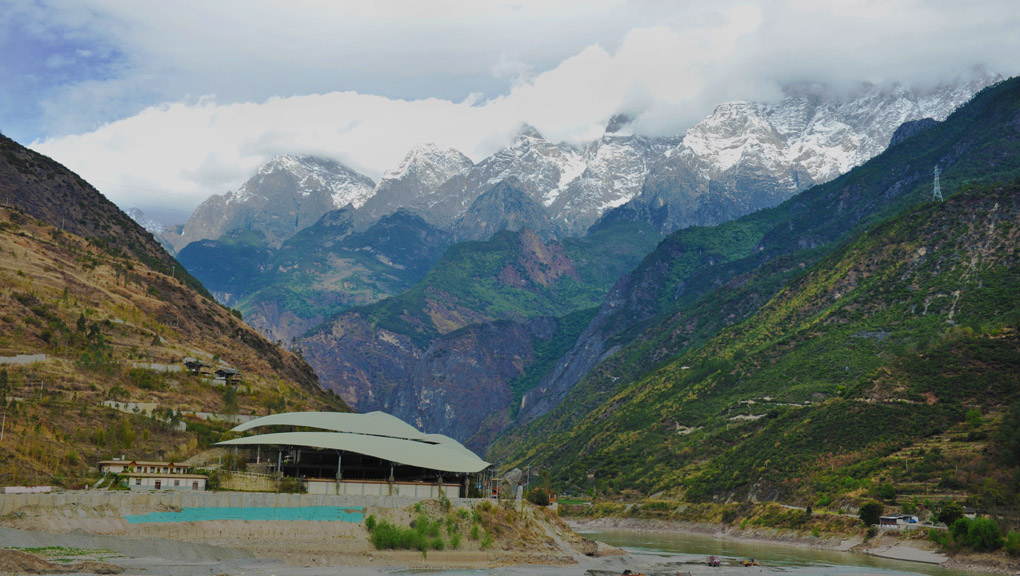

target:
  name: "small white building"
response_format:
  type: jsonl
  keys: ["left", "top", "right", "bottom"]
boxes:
{"left": 122, "top": 473, "right": 207, "bottom": 491}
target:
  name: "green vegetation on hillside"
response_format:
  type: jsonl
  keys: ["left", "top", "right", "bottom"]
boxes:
{"left": 494, "top": 76, "right": 1020, "bottom": 525}
{"left": 342, "top": 221, "right": 660, "bottom": 350}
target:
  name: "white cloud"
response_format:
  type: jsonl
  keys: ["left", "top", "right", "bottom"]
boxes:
{"left": 23, "top": 0, "right": 1020, "bottom": 222}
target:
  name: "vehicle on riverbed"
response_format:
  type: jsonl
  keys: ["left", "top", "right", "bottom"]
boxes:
{"left": 708, "top": 556, "right": 721, "bottom": 567}
{"left": 741, "top": 559, "right": 759, "bottom": 567}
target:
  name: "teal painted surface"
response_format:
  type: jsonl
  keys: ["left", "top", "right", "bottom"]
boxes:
{"left": 124, "top": 506, "right": 365, "bottom": 524}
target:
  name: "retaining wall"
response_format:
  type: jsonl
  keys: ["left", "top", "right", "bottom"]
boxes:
{"left": 0, "top": 491, "right": 478, "bottom": 516}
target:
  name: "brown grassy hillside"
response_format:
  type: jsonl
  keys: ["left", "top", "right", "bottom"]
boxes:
{"left": 0, "top": 138, "right": 348, "bottom": 488}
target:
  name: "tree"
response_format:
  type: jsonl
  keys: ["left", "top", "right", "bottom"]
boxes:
{"left": 937, "top": 500, "right": 965, "bottom": 526}
{"left": 859, "top": 501, "right": 884, "bottom": 526}
{"left": 222, "top": 386, "right": 238, "bottom": 414}
{"left": 951, "top": 517, "right": 972, "bottom": 541}
{"left": 880, "top": 482, "right": 896, "bottom": 501}
{"left": 965, "top": 408, "right": 983, "bottom": 429}
{"left": 967, "top": 518, "right": 1003, "bottom": 550}
{"left": 996, "top": 402, "right": 1020, "bottom": 466}
{"left": 526, "top": 487, "right": 550, "bottom": 506}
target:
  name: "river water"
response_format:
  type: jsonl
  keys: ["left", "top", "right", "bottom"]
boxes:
{"left": 588, "top": 530, "right": 981, "bottom": 576}
{"left": 399, "top": 529, "right": 987, "bottom": 576}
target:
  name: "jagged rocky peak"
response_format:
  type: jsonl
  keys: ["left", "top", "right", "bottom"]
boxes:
{"left": 243, "top": 154, "right": 376, "bottom": 210}
{"left": 164, "top": 153, "right": 376, "bottom": 252}
{"left": 516, "top": 123, "right": 545, "bottom": 140}
{"left": 379, "top": 143, "right": 473, "bottom": 189}
{"left": 605, "top": 113, "right": 634, "bottom": 134}
{"left": 127, "top": 208, "right": 165, "bottom": 235}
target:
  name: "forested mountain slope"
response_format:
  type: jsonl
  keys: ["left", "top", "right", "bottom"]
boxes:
{"left": 492, "top": 77, "right": 1020, "bottom": 515}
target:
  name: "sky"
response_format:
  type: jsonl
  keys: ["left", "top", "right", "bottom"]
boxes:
{"left": 1, "top": 0, "right": 1018, "bottom": 224}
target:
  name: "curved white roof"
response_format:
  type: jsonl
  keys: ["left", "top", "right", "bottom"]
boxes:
{"left": 231, "top": 411, "right": 426, "bottom": 440}
{"left": 217, "top": 412, "right": 489, "bottom": 474}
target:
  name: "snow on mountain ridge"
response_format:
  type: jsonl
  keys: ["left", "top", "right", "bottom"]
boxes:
{"left": 678, "top": 75, "right": 1000, "bottom": 187}
{"left": 246, "top": 154, "right": 375, "bottom": 209}
{"left": 379, "top": 143, "right": 473, "bottom": 191}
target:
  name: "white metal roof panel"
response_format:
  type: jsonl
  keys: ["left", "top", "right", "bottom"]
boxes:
{"left": 217, "top": 431, "right": 489, "bottom": 474}
{"left": 230, "top": 411, "right": 426, "bottom": 440}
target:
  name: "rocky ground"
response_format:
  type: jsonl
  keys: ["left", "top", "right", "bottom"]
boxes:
{"left": 3, "top": 504, "right": 1019, "bottom": 575}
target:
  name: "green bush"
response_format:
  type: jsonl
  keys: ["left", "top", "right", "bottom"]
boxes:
{"left": 369, "top": 518, "right": 442, "bottom": 556}
{"left": 277, "top": 476, "right": 304, "bottom": 493}
{"left": 859, "top": 501, "right": 884, "bottom": 526}
{"left": 950, "top": 517, "right": 972, "bottom": 541}
{"left": 365, "top": 514, "right": 377, "bottom": 531}
{"left": 1005, "top": 531, "right": 1020, "bottom": 556}
{"left": 879, "top": 483, "right": 896, "bottom": 501}
{"left": 526, "top": 487, "right": 551, "bottom": 506}
{"left": 967, "top": 517, "right": 1003, "bottom": 551}
{"left": 928, "top": 528, "right": 950, "bottom": 548}
{"left": 937, "top": 500, "right": 964, "bottom": 526}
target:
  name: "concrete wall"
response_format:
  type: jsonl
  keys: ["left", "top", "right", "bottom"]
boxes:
{"left": 0, "top": 491, "right": 478, "bottom": 516}
{"left": 220, "top": 474, "right": 275, "bottom": 492}
{"left": 304, "top": 480, "right": 461, "bottom": 498}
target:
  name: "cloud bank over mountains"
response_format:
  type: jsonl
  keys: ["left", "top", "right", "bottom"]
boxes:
{"left": 5, "top": 0, "right": 1018, "bottom": 222}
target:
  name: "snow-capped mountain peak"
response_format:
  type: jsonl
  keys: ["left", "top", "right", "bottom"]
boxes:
{"left": 379, "top": 143, "right": 473, "bottom": 190}
{"left": 242, "top": 154, "right": 375, "bottom": 209}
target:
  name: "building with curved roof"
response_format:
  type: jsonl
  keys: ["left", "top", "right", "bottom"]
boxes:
{"left": 216, "top": 411, "right": 489, "bottom": 497}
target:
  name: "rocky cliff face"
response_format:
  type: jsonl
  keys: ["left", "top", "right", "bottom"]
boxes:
{"left": 429, "top": 125, "right": 677, "bottom": 238}
{"left": 297, "top": 227, "right": 594, "bottom": 448}
{"left": 453, "top": 178, "right": 560, "bottom": 241}
{"left": 355, "top": 144, "right": 474, "bottom": 229}
{"left": 164, "top": 155, "right": 375, "bottom": 252}
{"left": 889, "top": 117, "right": 939, "bottom": 147}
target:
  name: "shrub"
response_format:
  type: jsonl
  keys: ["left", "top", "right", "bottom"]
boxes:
{"left": 859, "top": 501, "right": 884, "bottom": 526}
{"left": 950, "top": 517, "right": 972, "bottom": 541}
{"left": 1005, "top": 531, "right": 1020, "bottom": 557}
{"left": 526, "top": 487, "right": 550, "bottom": 506}
{"left": 365, "top": 514, "right": 377, "bottom": 531}
{"left": 937, "top": 501, "right": 964, "bottom": 526}
{"left": 967, "top": 517, "right": 1003, "bottom": 551}
{"left": 879, "top": 483, "right": 896, "bottom": 501}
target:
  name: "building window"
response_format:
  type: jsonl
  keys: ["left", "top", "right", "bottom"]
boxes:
{"left": 135, "top": 478, "right": 141, "bottom": 486}
{"left": 174, "top": 479, "right": 180, "bottom": 486}
{"left": 192, "top": 481, "right": 199, "bottom": 490}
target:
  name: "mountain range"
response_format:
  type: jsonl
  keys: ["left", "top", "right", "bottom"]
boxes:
{"left": 153, "top": 74, "right": 1006, "bottom": 459}
{"left": 162, "top": 74, "right": 997, "bottom": 255}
